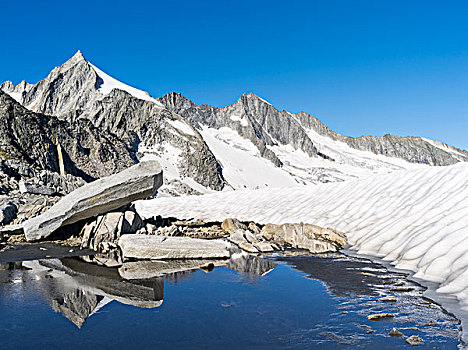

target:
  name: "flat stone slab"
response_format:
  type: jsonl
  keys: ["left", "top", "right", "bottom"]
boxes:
{"left": 22, "top": 161, "right": 163, "bottom": 241}
{"left": 119, "top": 235, "right": 231, "bottom": 260}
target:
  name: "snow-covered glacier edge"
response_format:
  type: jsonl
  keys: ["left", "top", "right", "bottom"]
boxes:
{"left": 136, "top": 162, "right": 468, "bottom": 347}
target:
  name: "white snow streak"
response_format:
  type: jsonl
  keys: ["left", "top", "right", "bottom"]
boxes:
{"left": 89, "top": 63, "right": 163, "bottom": 107}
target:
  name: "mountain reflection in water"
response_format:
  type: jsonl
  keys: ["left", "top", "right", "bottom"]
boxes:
{"left": 0, "top": 253, "right": 459, "bottom": 349}
{"left": 0, "top": 252, "right": 276, "bottom": 328}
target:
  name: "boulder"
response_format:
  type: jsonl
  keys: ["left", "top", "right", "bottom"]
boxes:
{"left": 221, "top": 218, "right": 248, "bottom": 234}
{"left": 0, "top": 201, "right": 18, "bottom": 225}
{"left": 119, "top": 235, "right": 230, "bottom": 260}
{"left": 406, "top": 335, "right": 423, "bottom": 346}
{"left": 81, "top": 212, "right": 125, "bottom": 252}
{"left": 261, "top": 223, "right": 347, "bottom": 253}
{"left": 19, "top": 180, "right": 57, "bottom": 196}
{"left": 22, "top": 161, "right": 163, "bottom": 241}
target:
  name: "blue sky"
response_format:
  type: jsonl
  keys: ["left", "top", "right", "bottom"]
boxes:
{"left": 2, "top": 0, "right": 467, "bottom": 149}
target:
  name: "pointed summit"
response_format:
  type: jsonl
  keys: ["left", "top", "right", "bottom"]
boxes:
{"left": 59, "top": 50, "right": 88, "bottom": 71}
{"left": 239, "top": 92, "right": 271, "bottom": 104}
{"left": 72, "top": 50, "right": 86, "bottom": 62}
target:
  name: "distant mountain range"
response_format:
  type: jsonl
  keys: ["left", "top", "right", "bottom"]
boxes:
{"left": 2, "top": 51, "right": 467, "bottom": 195}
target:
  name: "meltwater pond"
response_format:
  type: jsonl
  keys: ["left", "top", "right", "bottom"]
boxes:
{"left": 0, "top": 253, "right": 460, "bottom": 349}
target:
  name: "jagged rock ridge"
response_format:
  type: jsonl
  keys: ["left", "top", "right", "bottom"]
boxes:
{"left": 2, "top": 51, "right": 467, "bottom": 194}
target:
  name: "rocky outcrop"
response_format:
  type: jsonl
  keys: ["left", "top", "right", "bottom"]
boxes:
{"left": 119, "top": 235, "right": 231, "bottom": 260}
{"left": 261, "top": 223, "right": 347, "bottom": 253}
{"left": 22, "top": 161, "right": 162, "bottom": 241}
{"left": 1, "top": 52, "right": 224, "bottom": 193}
{"left": 219, "top": 218, "right": 346, "bottom": 254}
{"left": 0, "top": 91, "right": 135, "bottom": 181}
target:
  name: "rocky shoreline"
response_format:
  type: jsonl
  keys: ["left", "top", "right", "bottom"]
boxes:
{"left": 1, "top": 161, "right": 347, "bottom": 269}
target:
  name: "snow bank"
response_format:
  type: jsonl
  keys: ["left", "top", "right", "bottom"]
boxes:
{"left": 136, "top": 163, "right": 468, "bottom": 308}
{"left": 89, "top": 63, "right": 163, "bottom": 107}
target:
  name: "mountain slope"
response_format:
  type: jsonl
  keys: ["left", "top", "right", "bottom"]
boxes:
{"left": 159, "top": 92, "right": 468, "bottom": 188}
{"left": 2, "top": 51, "right": 467, "bottom": 193}
{"left": 1, "top": 51, "right": 225, "bottom": 195}
{"left": 0, "top": 90, "right": 134, "bottom": 181}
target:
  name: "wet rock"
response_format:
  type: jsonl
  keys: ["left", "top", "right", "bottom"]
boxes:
{"left": 406, "top": 335, "right": 423, "bottom": 345}
{"left": 367, "top": 313, "right": 394, "bottom": 321}
{"left": 378, "top": 297, "right": 397, "bottom": 302}
{"left": 22, "top": 161, "right": 163, "bottom": 241}
{"left": 389, "top": 328, "right": 403, "bottom": 336}
{"left": 119, "top": 235, "right": 231, "bottom": 260}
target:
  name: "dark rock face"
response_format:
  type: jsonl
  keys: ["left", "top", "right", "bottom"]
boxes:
{"left": 0, "top": 91, "right": 134, "bottom": 181}
{"left": 0, "top": 201, "right": 17, "bottom": 225}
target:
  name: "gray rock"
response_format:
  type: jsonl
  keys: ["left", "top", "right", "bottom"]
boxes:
{"left": 22, "top": 161, "right": 163, "bottom": 241}
{"left": 160, "top": 92, "right": 468, "bottom": 167}
{"left": 0, "top": 201, "right": 17, "bottom": 225}
{"left": 1, "top": 52, "right": 224, "bottom": 193}
{"left": 19, "top": 180, "right": 57, "bottom": 196}
{"left": 81, "top": 212, "right": 124, "bottom": 252}
{"left": 122, "top": 211, "right": 144, "bottom": 234}
{"left": 221, "top": 218, "right": 248, "bottom": 234}
{"left": 406, "top": 335, "right": 423, "bottom": 346}
{"left": 0, "top": 91, "right": 135, "bottom": 182}
{"left": 237, "top": 242, "right": 259, "bottom": 254}
{"left": 119, "top": 235, "right": 230, "bottom": 260}
{"left": 261, "top": 223, "right": 347, "bottom": 253}
{"left": 228, "top": 230, "right": 248, "bottom": 246}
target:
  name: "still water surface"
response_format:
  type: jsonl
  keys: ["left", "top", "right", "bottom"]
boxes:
{"left": 0, "top": 253, "right": 459, "bottom": 349}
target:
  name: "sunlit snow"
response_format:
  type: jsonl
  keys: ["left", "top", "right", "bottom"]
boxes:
{"left": 89, "top": 63, "right": 163, "bottom": 107}
{"left": 136, "top": 163, "right": 468, "bottom": 325}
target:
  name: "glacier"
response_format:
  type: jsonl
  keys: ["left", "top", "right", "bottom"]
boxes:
{"left": 136, "top": 162, "right": 468, "bottom": 343}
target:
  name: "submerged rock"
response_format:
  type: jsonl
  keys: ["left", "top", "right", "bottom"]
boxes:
{"left": 367, "top": 313, "right": 394, "bottom": 321}
{"left": 119, "top": 235, "right": 230, "bottom": 260}
{"left": 22, "top": 161, "right": 162, "bottom": 241}
{"left": 389, "top": 328, "right": 403, "bottom": 337}
{"left": 406, "top": 335, "right": 423, "bottom": 345}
